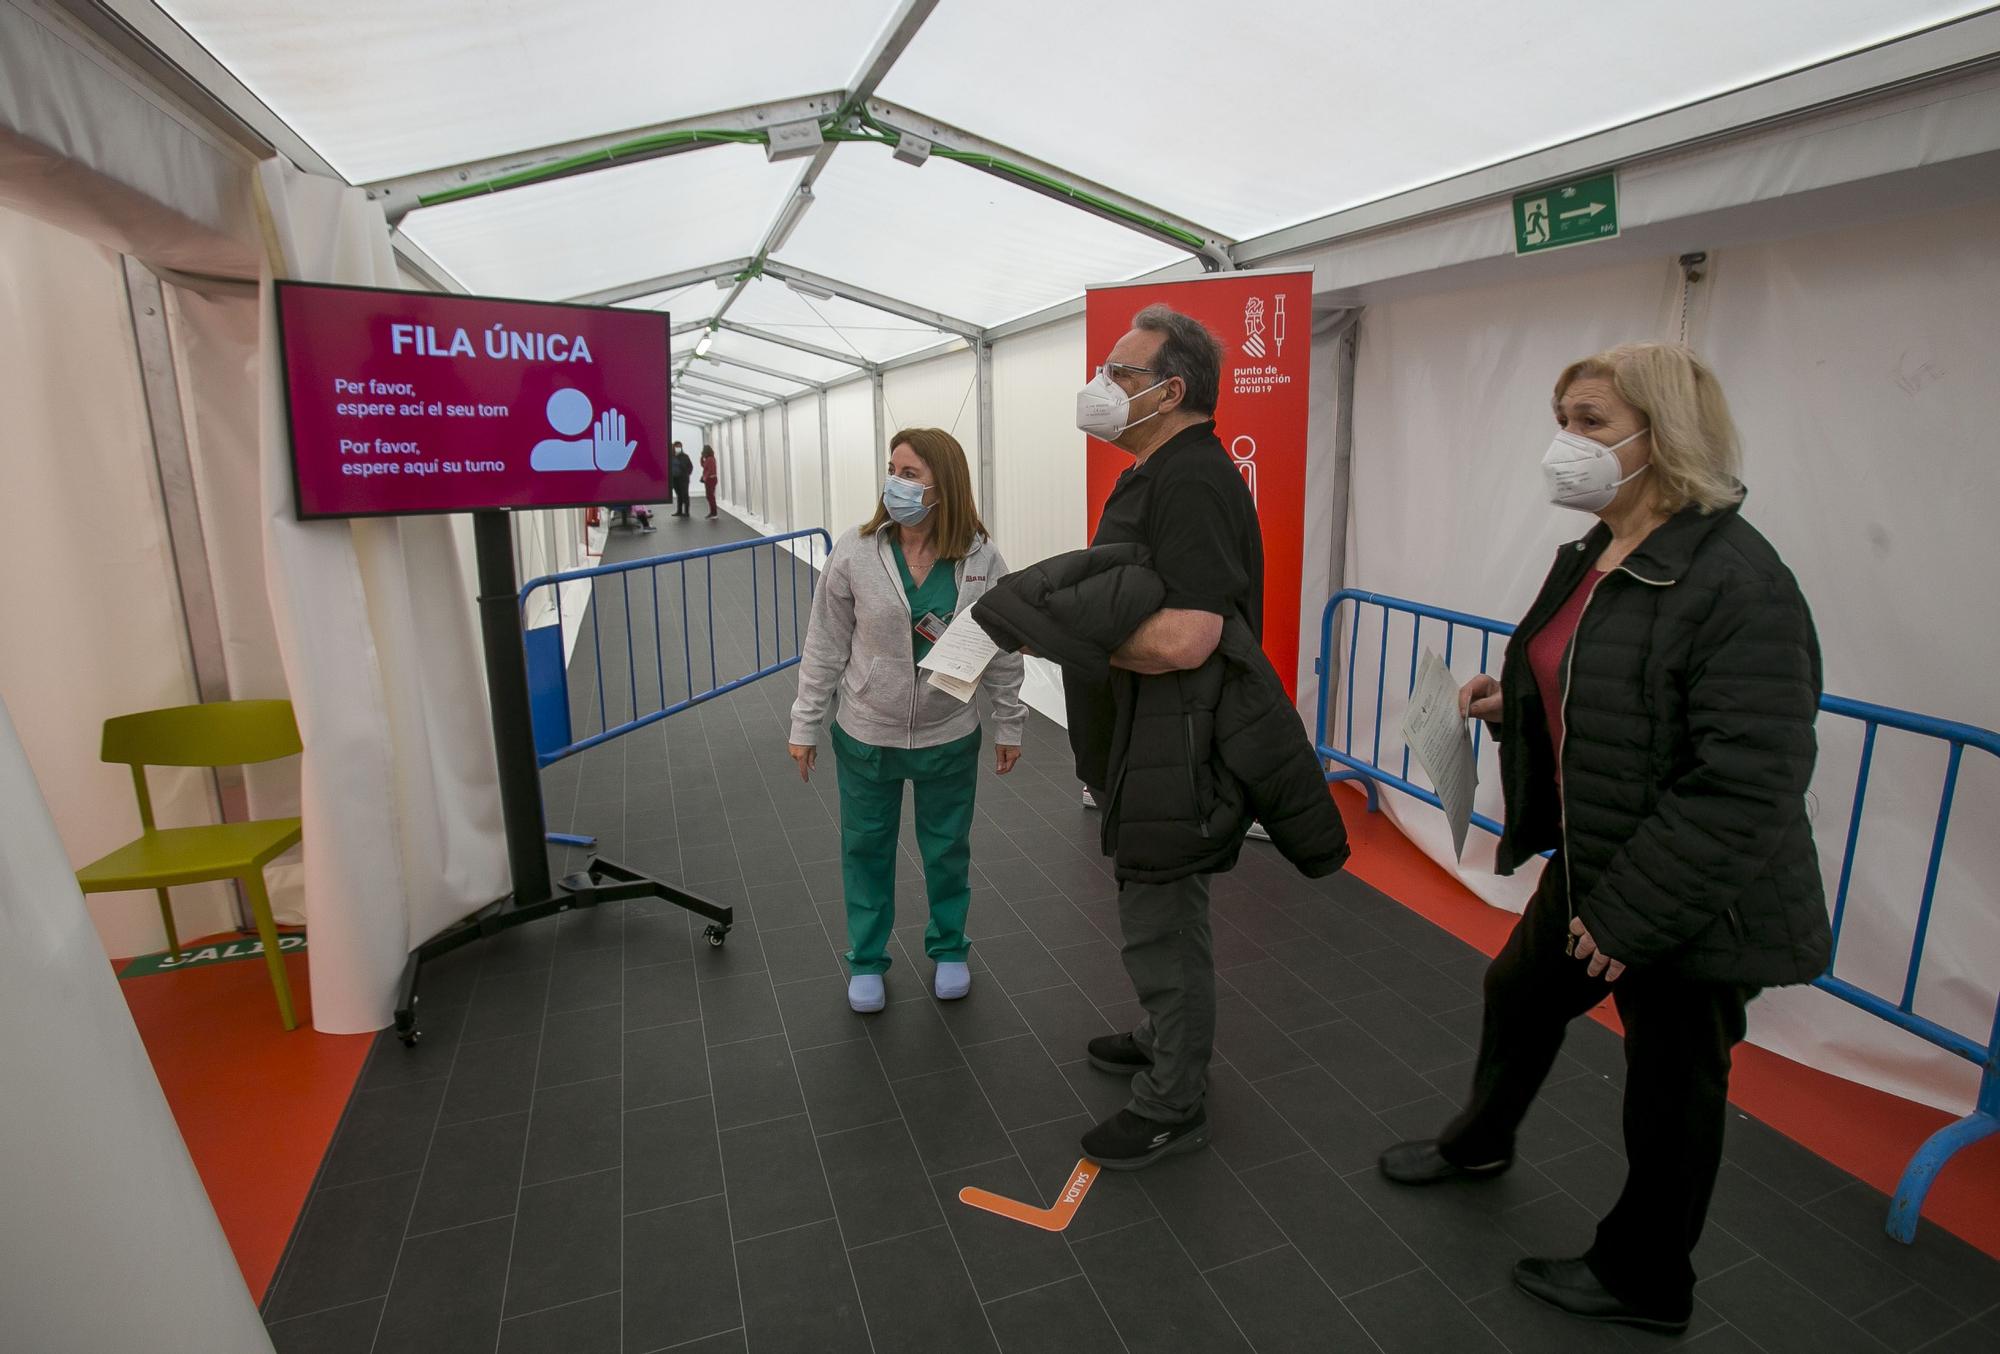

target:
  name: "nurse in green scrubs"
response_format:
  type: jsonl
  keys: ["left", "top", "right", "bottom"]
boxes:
{"left": 788, "top": 428, "right": 1028, "bottom": 1013}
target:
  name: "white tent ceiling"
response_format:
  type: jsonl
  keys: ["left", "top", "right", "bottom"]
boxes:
{"left": 147, "top": 0, "right": 1995, "bottom": 408}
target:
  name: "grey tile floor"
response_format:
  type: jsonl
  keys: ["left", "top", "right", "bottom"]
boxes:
{"left": 263, "top": 512, "right": 2000, "bottom": 1354}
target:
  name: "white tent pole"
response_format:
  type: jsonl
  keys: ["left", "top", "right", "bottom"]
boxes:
{"left": 782, "top": 401, "right": 795, "bottom": 534}
{"left": 572, "top": 259, "right": 757, "bottom": 308}
{"left": 719, "top": 320, "right": 876, "bottom": 371}
{"left": 759, "top": 260, "right": 981, "bottom": 338}
{"left": 121, "top": 254, "right": 250, "bottom": 931}
{"left": 693, "top": 352, "right": 824, "bottom": 391}
{"left": 365, "top": 99, "right": 843, "bottom": 223}
{"left": 872, "top": 371, "right": 888, "bottom": 460}
{"left": 818, "top": 388, "right": 833, "bottom": 532}
{"left": 975, "top": 339, "right": 996, "bottom": 534}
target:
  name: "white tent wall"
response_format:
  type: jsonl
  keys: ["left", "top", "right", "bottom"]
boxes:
{"left": 1334, "top": 196, "right": 2000, "bottom": 1112}
{"left": 824, "top": 377, "right": 880, "bottom": 532}
{"left": 881, "top": 347, "right": 977, "bottom": 451}
{"left": 0, "top": 695, "right": 273, "bottom": 1354}
{"left": 789, "top": 393, "right": 827, "bottom": 534}
{"left": 0, "top": 0, "right": 257, "bottom": 276}
{"left": 990, "top": 314, "right": 1088, "bottom": 725}
{"left": 764, "top": 404, "right": 792, "bottom": 531}
{"left": 0, "top": 205, "right": 237, "bottom": 957}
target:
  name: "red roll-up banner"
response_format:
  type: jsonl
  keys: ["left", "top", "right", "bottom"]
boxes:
{"left": 1085, "top": 270, "right": 1313, "bottom": 700}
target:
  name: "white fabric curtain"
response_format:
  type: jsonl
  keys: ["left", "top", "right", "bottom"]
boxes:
{"left": 1694, "top": 202, "right": 2000, "bottom": 1113}
{"left": 255, "top": 159, "right": 508, "bottom": 1033}
{"left": 0, "top": 694, "right": 272, "bottom": 1353}
{"left": 0, "top": 205, "right": 236, "bottom": 957}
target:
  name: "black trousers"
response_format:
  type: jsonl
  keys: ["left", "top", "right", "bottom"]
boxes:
{"left": 672, "top": 480, "right": 691, "bottom": 515}
{"left": 1438, "top": 859, "right": 1755, "bottom": 1313}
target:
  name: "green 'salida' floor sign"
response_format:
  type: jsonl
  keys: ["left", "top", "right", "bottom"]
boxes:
{"left": 120, "top": 932, "right": 306, "bottom": 978}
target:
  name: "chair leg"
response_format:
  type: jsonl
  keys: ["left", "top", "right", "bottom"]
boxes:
{"left": 155, "top": 888, "right": 183, "bottom": 961}
{"left": 240, "top": 871, "right": 298, "bottom": 1031}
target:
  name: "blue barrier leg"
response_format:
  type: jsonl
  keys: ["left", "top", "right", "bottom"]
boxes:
{"left": 1886, "top": 1109, "right": 1998, "bottom": 1243}
{"left": 547, "top": 832, "right": 597, "bottom": 849}
{"left": 1325, "top": 769, "right": 1381, "bottom": 814}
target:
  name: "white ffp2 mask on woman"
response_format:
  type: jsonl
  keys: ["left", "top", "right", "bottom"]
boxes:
{"left": 1540, "top": 426, "right": 1649, "bottom": 513}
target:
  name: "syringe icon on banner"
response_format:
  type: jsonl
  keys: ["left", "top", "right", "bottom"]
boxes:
{"left": 1274, "top": 295, "right": 1286, "bottom": 356}
{"left": 1243, "top": 297, "right": 1267, "bottom": 359}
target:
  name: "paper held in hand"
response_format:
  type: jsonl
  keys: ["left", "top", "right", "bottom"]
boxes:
{"left": 1401, "top": 649, "right": 1479, "bottom": 860}
{"left": 918, "top": 609, "right": 1000, "bottom": 703}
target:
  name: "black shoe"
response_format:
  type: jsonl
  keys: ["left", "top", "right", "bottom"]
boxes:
{"left": 1081, "top": 1107, "right": 1209, "bottom": 1170}
{"left": 1513, "top": 1258, "right": 1691, "bottom": 1333}
{"left": 1378, "top": 1139, "right": 1512, "bottom": 1185}
{"left": 1086, "top": 1032, "right": 1152, "bottom": 1076}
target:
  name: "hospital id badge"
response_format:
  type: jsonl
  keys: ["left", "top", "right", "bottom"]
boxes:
{"left": 914, "top": 610, "right": 951, "bottom": 644}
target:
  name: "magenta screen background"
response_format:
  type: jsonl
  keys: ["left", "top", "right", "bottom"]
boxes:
{"left": 277, "top": 282, "right": 672, "bottom": 518}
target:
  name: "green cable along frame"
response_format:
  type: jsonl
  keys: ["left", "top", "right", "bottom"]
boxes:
{"left": 414, "top": 114, "right": 1207, "bottom": 252}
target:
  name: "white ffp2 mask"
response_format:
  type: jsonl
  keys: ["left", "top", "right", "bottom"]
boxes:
{"left": 1540, "top": 426, "right": 1649, "bottom": 513}
{"left": 1076, "top": 368, "right": 1169, "bottom": 440}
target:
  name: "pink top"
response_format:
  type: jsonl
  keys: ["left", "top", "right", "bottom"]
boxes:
{"left": 1527, "top": 569, "right": 1608, "bottom": 782}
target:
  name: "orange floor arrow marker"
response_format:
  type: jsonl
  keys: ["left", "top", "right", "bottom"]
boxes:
{"left": 958, "top": 1159, "right": 1100, "bottom": 1232}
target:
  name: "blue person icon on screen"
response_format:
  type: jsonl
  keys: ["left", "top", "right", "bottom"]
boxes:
{"left": 531, "top": 387, "right": 636, "bottom": 472}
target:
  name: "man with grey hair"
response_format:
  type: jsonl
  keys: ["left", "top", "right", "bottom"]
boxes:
{"left": 1069, "top": 303, "right": 1265, "bottom": 1168}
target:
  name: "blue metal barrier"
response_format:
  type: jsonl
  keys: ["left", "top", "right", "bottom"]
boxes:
{"left": 519, "top": 529, "right": 833, "bottom": 768}
{"left": 1313, "top": 587, "right": 1999, "bottom": 1244}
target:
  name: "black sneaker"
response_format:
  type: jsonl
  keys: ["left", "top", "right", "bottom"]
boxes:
{"left": 1086, "top": 1032, "right": 1152, "bottom": 1076}
{"left": 1081, "top": 1107, "right": 1209, "bottom": 1170}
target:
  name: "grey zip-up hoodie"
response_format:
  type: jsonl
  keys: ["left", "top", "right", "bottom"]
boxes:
{"left": 789, "top": 527, "right": 1027, "bottom": 750}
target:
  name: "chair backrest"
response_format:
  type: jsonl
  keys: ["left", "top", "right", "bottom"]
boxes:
{"left": 101, "top": 700, "right": 302, "bottom": 769}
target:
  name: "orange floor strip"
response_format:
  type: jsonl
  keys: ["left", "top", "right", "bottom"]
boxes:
{"left": 116, "top": 931, "right": 371, "bottom": 1303}
{"left": 959, "top": 1160, "right": 1101, "bottom": 1232}
{"left": 1332, "top": 783, "right": 2000, "bottom": 1260}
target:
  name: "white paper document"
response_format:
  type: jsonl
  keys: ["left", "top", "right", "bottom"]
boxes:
{"left": 1400, "top": 649, "right": 1478, "bottom": 860}
{"left": 918, "top": 608, "right": 1000, "bottom": 703}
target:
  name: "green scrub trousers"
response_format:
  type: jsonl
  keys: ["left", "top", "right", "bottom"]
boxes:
{"left": 832, "top": 534, "right": 980, "bottom": 976}
{"left": 831, "top": 723, "right": 981, "bottom": 975}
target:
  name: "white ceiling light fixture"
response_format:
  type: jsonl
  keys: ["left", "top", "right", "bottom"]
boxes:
{"left": 783, "top": 275, "right": 837, "bottom": 302}
{"left": 765, "top": 116, "right": 826, "bottom": 163}
{"left": 769, "top": 185, "right": 817, "bottom": 250}
{"left": 892, "top": 131, "right": 933, "bottom": 168}
{"left": 694, "top": 332, "right": 714, "bottom": 358}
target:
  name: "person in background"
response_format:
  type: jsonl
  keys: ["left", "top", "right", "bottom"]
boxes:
{"left": 787, "top": 428, "right": 1027, "bottom": 1013}
{"left": 1377, "top": 343, "right": 1828, "bottom": 1334}
{"left": 670, "top": 441, "right": 694, "bottom": 517}
{"left": 701, "top": 444, "right": 720, "bottom": 519}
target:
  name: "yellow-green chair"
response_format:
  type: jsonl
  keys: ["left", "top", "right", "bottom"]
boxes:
{"left": 76, "top": 699, "right": 305, "bottom": 1030}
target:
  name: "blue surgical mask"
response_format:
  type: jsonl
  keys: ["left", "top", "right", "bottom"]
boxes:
{"left": 882, "top": 476, "right": 932, "bottom": 525}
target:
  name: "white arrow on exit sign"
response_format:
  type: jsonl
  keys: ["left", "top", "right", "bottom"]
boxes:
{"left": 1559, "top": 202, "right": 1609, "bottom": 221}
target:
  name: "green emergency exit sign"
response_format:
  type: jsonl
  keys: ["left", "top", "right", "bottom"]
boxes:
{"left": 1514, "top": 173, "right": 1619, "bottom": 255}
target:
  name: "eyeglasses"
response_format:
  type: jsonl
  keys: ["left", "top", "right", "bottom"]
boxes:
{"left": 1097, "top": 362, "right": 1161, "bottom": 381}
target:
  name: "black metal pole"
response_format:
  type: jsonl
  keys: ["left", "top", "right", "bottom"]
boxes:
{"left": 472, "top": 508, "right": 553, "bottom": 905}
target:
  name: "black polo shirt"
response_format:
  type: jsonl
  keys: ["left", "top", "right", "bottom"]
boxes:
{"left": 1091, "top": 420, "right": 1263, "bottom": 636}
{"left": 1067, "top": 421, "right": 1263, "bottom": 791}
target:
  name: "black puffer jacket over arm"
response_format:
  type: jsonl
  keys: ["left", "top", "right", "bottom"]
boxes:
{"left": 975, "top": 545, "right": 1349, "bottom": 884}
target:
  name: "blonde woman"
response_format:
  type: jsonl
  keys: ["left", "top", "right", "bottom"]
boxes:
{"left": 788, "top": 428, "right": 1026, "bottom": 1012}
{"left": 1379, "top": 344, "right": 1828, "bottom": 1333}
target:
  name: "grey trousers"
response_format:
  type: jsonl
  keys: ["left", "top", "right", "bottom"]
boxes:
{"left": 1119, "top": 872, "right": 1215, "bottom": 1124}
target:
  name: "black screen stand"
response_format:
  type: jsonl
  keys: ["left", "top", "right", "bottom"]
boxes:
{"left": 392, "top": 508, "right": 731, "bottom": 1046}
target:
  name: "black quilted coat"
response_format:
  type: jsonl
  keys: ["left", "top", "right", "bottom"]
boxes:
{"left": 973, "top": 544, "right": 1349, "bottom": 885}
{"left": 1494, "top": 498, "right": 1831, "bottom": 986}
